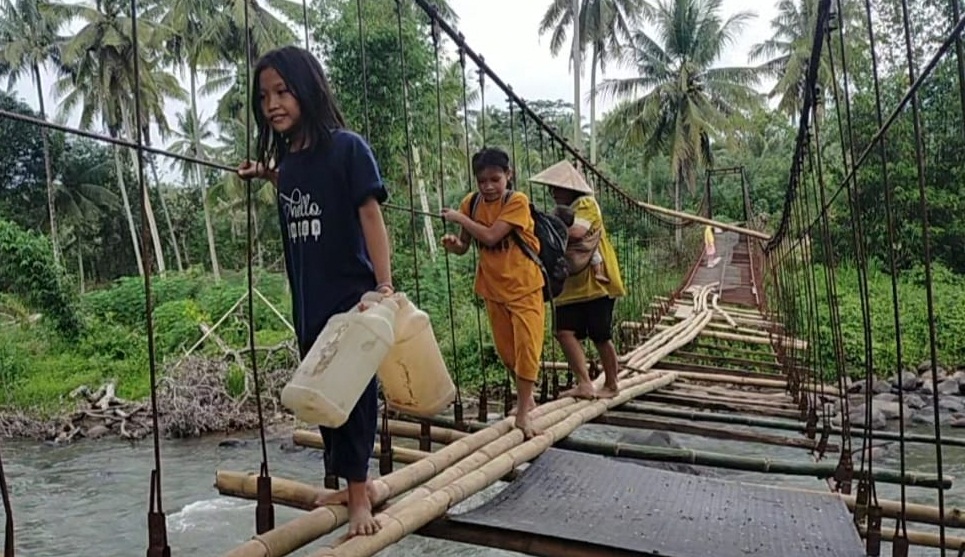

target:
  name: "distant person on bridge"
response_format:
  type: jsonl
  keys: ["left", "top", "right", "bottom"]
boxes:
{"left": 440, "top": 147, "right": 546, "bottom": 439}
{"left": 531, "top": 161, "right": 626, "bottom": 400}
{"left": 237, "top": 46, "right": 392, "bottom": 538}
{"left": 704, "top": 225, "right": 721, "bottom": 268}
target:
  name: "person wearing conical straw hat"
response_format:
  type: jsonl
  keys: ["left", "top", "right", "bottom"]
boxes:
{"left": 531, "top": 160, "right": 626, "bottom": 400}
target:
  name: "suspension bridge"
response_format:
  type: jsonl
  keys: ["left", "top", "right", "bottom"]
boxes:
{"left": 1, "top": 0, "right": 965, "bottom": 555}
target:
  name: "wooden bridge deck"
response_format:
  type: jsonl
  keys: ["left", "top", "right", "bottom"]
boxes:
{"left": 214, "top": 233, "right": 873, "bottom": 557}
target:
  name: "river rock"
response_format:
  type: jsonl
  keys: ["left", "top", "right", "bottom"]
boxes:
{"left": 951, "top": 414, "right": 965, "bottom": 428}
{"left": 937, "top": 377, "right": 961, "bottom": 396}
{"left": 873, "top": 379, "right": 892, "bottom": 394}
{"left": 892, "top": 371, "right": 920, "bottom": 391}
{"left": 938, "top": 397, "right": 965, "bottom": 413}
{"left": 846, "top": 404, "right": 887, "bottom": 430}
{"left": 910, "top": 409, "right": 954, "bottom": 426}
{"left": 218, "top": 438, "right": 248, "bottom": 448}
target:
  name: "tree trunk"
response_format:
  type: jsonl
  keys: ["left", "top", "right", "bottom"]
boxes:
{"left": 191, "top": 68, "right": 221, "bottom": 281}
{"left": 255, "top": 204, "right": 265, "bottom": 268}
{"left": 33, "top": 65, "right": 61, "bottom": 267}
{"left": 571, "top": 0, "right": 582, "bottom": 152}
{"left": 647, "top": 164, "right": 653, "bottom": 204}
{"left": 146, "top": 148, "right": 184, "bottom": 271}
{"left": 412, "top": 145, "right": 437, "bottom": 258}
{"left": 589, "top": 45, "right": 598, "bottom": 164}
{"left": 124, "top": 114, "right": 165, "bottom": 275}
{"left": 674, "top": 177, "right": 683, "bottom": 250}
{"left": 76, "top": 237, "right": 86, "bottom": 294}
{"left": 113, "top": 145, "right": 144, "bottom": 276}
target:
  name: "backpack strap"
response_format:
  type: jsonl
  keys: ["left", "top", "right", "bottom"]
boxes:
{"left": 469, "top": 189, "right": 513, "bottom": 219}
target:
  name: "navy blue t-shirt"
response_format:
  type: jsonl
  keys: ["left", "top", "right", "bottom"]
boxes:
{"left": 276, "top": 129, "right": 389, "bottom": 356}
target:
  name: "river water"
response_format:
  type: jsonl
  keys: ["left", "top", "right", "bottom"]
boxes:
{"left": 1, "top": 420, "right": 962, "bottom": 556}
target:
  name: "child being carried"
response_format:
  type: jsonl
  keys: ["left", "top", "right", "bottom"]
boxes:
{"left": 554, "top": 204, "right": 609, "bottom": 283}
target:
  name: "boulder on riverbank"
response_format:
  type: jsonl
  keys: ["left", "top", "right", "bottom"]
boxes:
{"left": 837, "top": 362, "right": 965, "bottom": 431}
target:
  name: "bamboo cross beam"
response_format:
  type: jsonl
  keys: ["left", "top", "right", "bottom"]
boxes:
{"left": 636, "top": 200, "right": 771, "bottom": 240}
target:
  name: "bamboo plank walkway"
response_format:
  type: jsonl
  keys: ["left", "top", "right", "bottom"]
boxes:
{"left": 214, "top": 239, "right": 951, "bottom": 556}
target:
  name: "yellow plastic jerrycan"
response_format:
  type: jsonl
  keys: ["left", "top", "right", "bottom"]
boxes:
{"left": 280, "top": 296, "right": 399, "bottom": 428}
{"left": 377, "top": 292, "right": 455, "bottom": 417}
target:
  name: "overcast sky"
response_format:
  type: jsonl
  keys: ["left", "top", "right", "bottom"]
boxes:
{"left": 11, "top": 0, "right": 779, "bottom": 155}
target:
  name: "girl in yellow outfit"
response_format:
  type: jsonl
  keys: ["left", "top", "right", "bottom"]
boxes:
{"left": 530, "top": 160, "right": 625, "bottom": 401}
{"left": 441, "top": 148, "right": 546, "bottom": 438}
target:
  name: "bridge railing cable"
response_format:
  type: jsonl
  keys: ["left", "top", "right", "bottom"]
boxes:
{"left": 765, "top": 0, "right": 963, "bottom": 552}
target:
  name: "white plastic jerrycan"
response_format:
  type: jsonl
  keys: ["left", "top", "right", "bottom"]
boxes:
{"left": 377, "top": 293, "right": 455, "bottom": 417}
{"left": 281, "top": 296, "right": 399, "bottom": 428}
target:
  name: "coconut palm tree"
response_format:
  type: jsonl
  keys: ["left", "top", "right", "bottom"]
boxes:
{"left": 0, "top": 0, "right": 72, "bottom": 266}
{"left": 749, "top": 0, "right": 841, "bottom": 118}
{"left": 539, "top": 0, "right": 646, "bottom": 162}
{"left": 158, "top": 0, "right": 226, "bottom": 279}
{"left": 597, "top": 0, "right": 763, "bottom": 247}
{"left": 54, "top": 0, "right": 184, "bottom": 276}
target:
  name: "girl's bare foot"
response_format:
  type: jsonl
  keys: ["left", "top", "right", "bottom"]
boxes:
{"left": 314, "top": 488, "right": 348, "bottom": 507}
{"left": 560, "top": 384, "right": 597, "bottom": 400}
{"left": 597, "top": 383, "right": 619, "bottom": 399}
{"left": 342, "top": 480, "right": 383, "bottom": 539}
{"left": 514, "top": 413, "right": 542, "bottom": 440}
{"left": 508, "top": 394, "right": 537, "bottom": 416}
{"left": 594, "top": 273, "right": 610, "bottom": 283}
{"left": 315, "top": 479, "right": 388, "bottom": 509}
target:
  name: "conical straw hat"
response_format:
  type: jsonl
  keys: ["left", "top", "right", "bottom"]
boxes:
{"left": 528, "top": 160, "right": 594, "bottom": 195}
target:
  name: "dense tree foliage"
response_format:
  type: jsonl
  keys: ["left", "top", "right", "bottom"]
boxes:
{"left": 0, "top": 0, "right": 963, "bottom": 408}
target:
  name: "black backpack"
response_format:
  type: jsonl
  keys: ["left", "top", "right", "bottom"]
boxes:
{"left": 470, "top": 191, "right": 569, "bottom": 301}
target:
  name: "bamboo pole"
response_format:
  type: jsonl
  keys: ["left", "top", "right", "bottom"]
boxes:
{"left": 642, "top": 317, "right": 777, "bottom": 338}
{"left": 619, "top": 402, "right": 965, "bottom": 448}
{"left": 218, "top": 391, "right": 580, "bottom": 557}
{"left": 220, "top": 285, "right": 713, "bottom": 557}
{"left": 662, "top": 369, "right": 843, "bottom": 397}
{"left": 216, "top": 471, "right": 321, "bottom": 511}
{"left": 635, "top": 200, "right": 771, "bottom": 240}
{"left": 862, "top": 523, "right": 965, "bottom": 551}
{"left": 761, "top": 484, "right": 965, "bottom": 529}
{"left": 382, "top": 419, "right": 469, "bottom": 443}
{"left": 291, "top": 430, "right": 429, "bottom": 464}
{"left": 650, "top": 323, "right": 809, "bottom": 350}
{"left": 309, "top": 291, "right": 720, "bottom": 556}
{"left": 310, "top": 373, "right": 681, "bottom": 557}
{"left": 554, "top": 437, "right": 952, "bottom": 489}
{"left": 662, "top": 384, "right": 801, "bottom": 410}
{"left": 593, "top": 412, "right": 836, "bottom": 452}
{"left": 711, "top": 293, "right": 739, "bottom": 328}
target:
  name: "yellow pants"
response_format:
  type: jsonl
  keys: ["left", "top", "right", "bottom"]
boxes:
{"left": 484, "top": 289, "right": 546, "bottom": 383}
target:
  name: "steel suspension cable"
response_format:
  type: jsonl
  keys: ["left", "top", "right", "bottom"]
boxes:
{"left": 429, "top": 14, "right": 465, "bottom": 427}
{"left": 128, "top": 0, "right": 170, "bottom": 553}
{"left": 898, "top": 0, "right": 949, "bottom": 549}
{"left": 241, "top": 0, "right": 274, "bottom": 534}
{"left": 456, "top": 46, "right": 489, "bottom": 424}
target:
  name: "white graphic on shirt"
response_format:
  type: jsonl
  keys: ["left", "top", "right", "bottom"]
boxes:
{"left": 279, "top": 188, "right": 323, "bottom": 243}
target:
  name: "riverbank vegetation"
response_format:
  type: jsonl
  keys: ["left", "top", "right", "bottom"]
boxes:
{"left": 2, "top": 0, "right": 964, "bottom": 440}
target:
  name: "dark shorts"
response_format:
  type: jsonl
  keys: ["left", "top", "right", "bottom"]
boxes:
{"left": 554, "top": 296, "right": 616, "bottom": 343}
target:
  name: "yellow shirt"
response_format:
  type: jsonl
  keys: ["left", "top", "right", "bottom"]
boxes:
{"left": 459, "top": 191, "right": 545, "bottom": 303}
{"left": 555, "top": 195, "right": 626, "bottom": 306}
{"left": 704, "top": 225, "right": 715, "bottom": 247}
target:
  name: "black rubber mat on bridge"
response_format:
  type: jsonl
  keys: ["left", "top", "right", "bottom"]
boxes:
{"left": 447, "top": 448, "right": 865, "bottom": 557}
